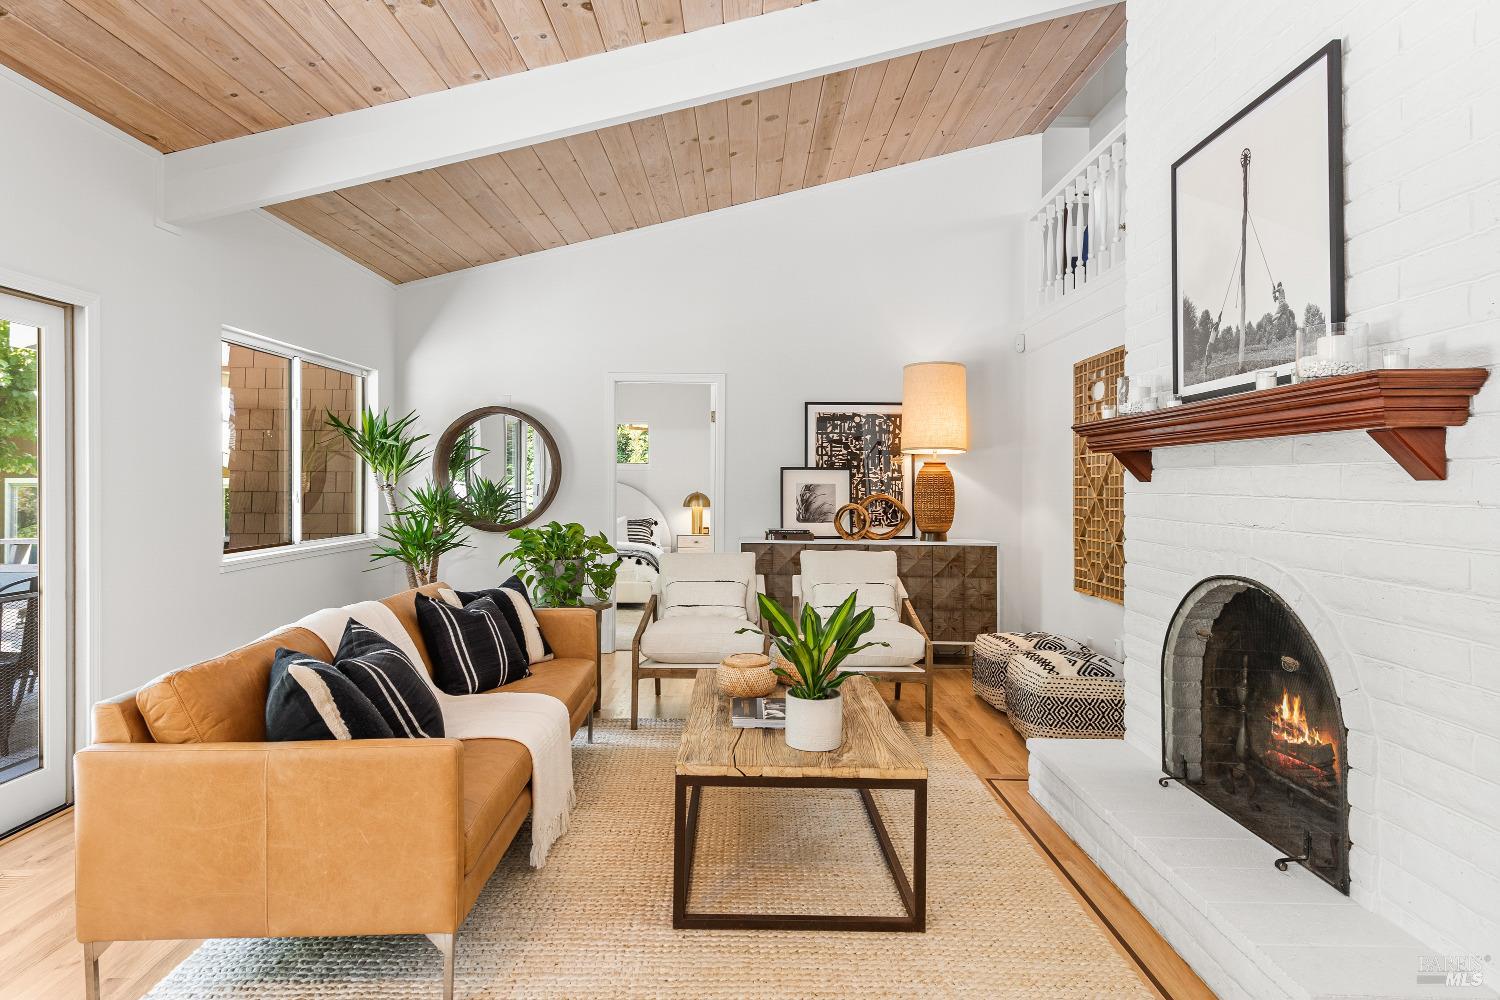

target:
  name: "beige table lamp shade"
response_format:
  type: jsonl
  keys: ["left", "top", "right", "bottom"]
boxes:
{"left": 901, "top": 362, "right": 968, "bottom": 540}
{"left": 901, "top": 362, "right": 969, "bottom": 454}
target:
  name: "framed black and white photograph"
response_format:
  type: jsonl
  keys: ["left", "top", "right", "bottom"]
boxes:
{"left": 779, "top": 467, "right": 851, "bottom": 537}
{"left": 1172, "top": 39, "right": 1344, "bottom": 400}
{"left": 803, "top": 402, "right": 914, "bottom": 538}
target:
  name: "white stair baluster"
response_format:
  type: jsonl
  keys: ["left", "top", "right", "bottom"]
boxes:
{"left": 1111, "top": 139, "right": 1126, "bottom": 265}
{"left": 1053, "top": 195, "right": 1066, "bottom": 295}
{"left": 1044, "top": 209, "right": 1056, "bottom": 302}
{"left": 1096, "top": 150, "right": 1112, "bottom": 272}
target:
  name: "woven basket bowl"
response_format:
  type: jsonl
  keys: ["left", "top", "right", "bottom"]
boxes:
{"left": 718, "top": 653, "right": 778, "bottom": 698}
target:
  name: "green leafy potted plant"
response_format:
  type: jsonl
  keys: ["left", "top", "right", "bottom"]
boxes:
{"left": 499, "top": 521, "right": 621, "bottom": 607}
{"left": 747, "top": 592, "right": 887, "bottom": 752}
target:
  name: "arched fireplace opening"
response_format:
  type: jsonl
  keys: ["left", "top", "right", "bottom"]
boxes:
{"left": 1162, "top": 577, "right": 1350, "bottom": 893}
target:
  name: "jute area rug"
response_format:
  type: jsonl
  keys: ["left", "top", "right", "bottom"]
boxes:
{"left": 147, "top": 720, "right": 1152, "bottom": 999}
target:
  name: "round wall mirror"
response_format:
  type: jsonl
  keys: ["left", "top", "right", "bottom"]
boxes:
{"left": 433, "top": 405, "right": 562, "bottom": 532}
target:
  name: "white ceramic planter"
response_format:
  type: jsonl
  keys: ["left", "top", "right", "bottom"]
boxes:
{"left": 785, "top": 691, "right": 843, "bottom": 751}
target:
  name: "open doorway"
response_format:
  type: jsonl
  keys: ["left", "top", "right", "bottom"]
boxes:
{"left": 607, "top": 375, "right": 724, "bottom": 651}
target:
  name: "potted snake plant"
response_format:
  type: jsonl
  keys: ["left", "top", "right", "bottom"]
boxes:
{"left": 745, "top": 592, "right": 887, "bottom": 752}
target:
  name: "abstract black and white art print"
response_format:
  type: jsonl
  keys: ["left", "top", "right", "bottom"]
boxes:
{"left": 803, "top": 402, "right": 914, "bottom": 538}
{"left": 1172, "top": 40, "right": 1344, "bottom": 400}
{"left": 779, "top": 467, "right": 851, "bottom": 538}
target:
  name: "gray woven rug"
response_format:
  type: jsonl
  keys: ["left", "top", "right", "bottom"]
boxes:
{"left": 146, "top": 720, "right": 1152, "bottom": 999}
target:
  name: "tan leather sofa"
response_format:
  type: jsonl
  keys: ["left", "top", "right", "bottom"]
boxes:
{"left": 74, "top": 583, "right": 599, "bottom": 1000}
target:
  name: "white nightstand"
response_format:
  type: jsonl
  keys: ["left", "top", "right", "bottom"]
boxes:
{"left": 675, "top": 534, "right": 712, "bottom": 552}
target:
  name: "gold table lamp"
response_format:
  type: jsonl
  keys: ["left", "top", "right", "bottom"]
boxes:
{"left": 682, "top": 491, "right": 711, "bottom": 535}
{"left": 901, "top": 362, "right": 968, "bottom": 541}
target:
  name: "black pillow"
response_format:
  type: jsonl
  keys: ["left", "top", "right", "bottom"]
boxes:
{"left": 334, "top": 620, "right": 445, "bottom": 738}
{"left": 416, "top": 593, "right": 529, "bottom": 695}
{"left": 266, "top": 647, "right": 393, "bottom": 742}
{"left": 453, "top": 579, "right": 555, "bottom": 666}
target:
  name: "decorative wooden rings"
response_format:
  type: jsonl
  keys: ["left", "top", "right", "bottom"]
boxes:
{"left": 834, "top": 494, "right": 912, "bottom": 541}
{"left": 860, "top": 493, "right": 911, "bottom": 540}
{"left": 834, "top": 503, "right": 871, "bottom": 540}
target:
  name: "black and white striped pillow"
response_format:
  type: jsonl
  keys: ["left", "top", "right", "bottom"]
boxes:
{"left": 266, "top": 648, "right": 393, "bottom": 741}
{"left": 416, "top": 593, "right": 529, "bottom": 695}
{"left": 334, "top": 620, "right": 445, "bottom": 738}
{"left": 498, "top": 575, "right": 554, "bottom": 664}
{"left": 626, "top": 517, "right": 658, "bottom": 545}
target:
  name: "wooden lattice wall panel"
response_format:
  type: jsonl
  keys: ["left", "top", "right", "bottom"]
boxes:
{"left": 1073, "top": 347, "right": 1126, "bottom": 604}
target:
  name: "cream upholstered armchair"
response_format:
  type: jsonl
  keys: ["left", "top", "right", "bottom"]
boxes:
{"left": 793, "top": 550, "right": 934, "bottom": 735}
{"left": 630, "top": 551, "right": 765, "bottom": 727}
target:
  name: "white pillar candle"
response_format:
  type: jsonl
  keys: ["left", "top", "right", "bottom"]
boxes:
{"left": 1316, "top": 334, "right": 1353, "bottom": 363}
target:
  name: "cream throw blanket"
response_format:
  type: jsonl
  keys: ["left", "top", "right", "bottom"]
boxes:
{"left": 284, "top": 600, "right": 576, "bottom": 868}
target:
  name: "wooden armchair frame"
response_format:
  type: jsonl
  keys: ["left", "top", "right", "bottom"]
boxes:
{"left": 629, "top": 595, "right": 771, "bottom": 728}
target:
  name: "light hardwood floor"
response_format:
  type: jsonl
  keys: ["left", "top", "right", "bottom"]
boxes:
{"left": 0, "top": 652, "right": 1213, "bottom": 1000}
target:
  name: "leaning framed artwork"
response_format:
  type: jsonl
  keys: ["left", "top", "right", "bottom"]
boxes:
{"left": 779, "top": 466, "right": 851, "bottom": 538}
{"left": 803, "top": 402, "right": 914, "bottom": 539}
{"left": 1171, "top": 39, "right": 1344, "bottom": 400}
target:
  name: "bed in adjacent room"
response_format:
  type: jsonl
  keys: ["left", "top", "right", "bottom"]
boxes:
{"left": 615, "top": 483, "right": 668, "bottom": 605}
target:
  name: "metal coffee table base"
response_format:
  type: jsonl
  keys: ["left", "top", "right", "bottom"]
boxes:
{"left": 671, "top": 773, "right": 928, "bottom": 932}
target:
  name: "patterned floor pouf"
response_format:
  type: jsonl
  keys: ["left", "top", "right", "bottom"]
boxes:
{"left": 972, "top": 631, "right": 1090, "bottom": 711}
{"left": 1005, "top": 647, "right": 1125, "bottom": 740}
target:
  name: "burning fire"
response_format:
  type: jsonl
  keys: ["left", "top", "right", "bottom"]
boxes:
{"left": 1270, "top": 689, "right": 1326, "bottom": 746}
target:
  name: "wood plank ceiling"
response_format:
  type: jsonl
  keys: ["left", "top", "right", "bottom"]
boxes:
{"left": 0, "top": 0, "right": 816, "bottom": 151}
{"left": 0, "top": 1, "right": 1123, "bottom": 281}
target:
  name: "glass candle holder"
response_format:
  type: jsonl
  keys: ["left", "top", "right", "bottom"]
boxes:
{"left": 1295, "top": 321, "right": 1369, "bottom": 380}
{"left": 1382, "top": 348, "right": 1411, "bottom": 370}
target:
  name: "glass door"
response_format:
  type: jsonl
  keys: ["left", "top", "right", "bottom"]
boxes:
{"left": 0, "top": 290, "right": 68, "bottom": 835}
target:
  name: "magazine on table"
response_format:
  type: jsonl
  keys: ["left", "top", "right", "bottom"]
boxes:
{"left": 731, "top": 696, "right": 786, "bottom": 729}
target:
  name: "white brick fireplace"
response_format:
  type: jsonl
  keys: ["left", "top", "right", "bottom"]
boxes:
{"left": 1030, "top": 2, "right": 1500, "bottom": 998}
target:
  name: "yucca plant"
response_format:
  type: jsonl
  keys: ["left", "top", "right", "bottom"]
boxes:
{"left": 325, "top": 408, "right": 430, "bottom": 515}
{"left": 371, "top": 482, "right": 470, "bottom": 588}
{"left": 462, "top": 475, "right": 523, "bottom": 525}
{"left": 743, "top": 592, "right": 887, "bottom": 701}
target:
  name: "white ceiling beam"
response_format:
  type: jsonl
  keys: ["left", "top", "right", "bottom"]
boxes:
{"left": 161, "top": 0, "right": 1111, "bottom": 223}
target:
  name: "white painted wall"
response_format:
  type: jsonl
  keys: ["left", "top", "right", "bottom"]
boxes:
{"left": 1121, "top": 0, "right": 1500, "bottom": 968}
{"left": 1015, "top": 271, "right": 1127, "bottom": 652}
{"left": 396, "top": 139, "right": 1041, "bottom": 631}
{"left": 1041, "top": 125, "right": 1093, "bottom": 195}
{"left": 0, "top": 67, "right": 402, "bottom": 706}
{"left": 614, "top": 382, "right": 713, "bottom": 544}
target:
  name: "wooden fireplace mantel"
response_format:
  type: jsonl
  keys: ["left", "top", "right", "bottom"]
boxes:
{"left": 1072, "top": 369, "right": 1490, "bottom": 482}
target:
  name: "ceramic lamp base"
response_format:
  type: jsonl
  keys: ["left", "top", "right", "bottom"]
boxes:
{"left": 913, "top": 458, "right": 954, "bottom": 541}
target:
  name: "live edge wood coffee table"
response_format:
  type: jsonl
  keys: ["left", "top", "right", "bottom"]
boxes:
{"left": 674, "top": 670, "right": 928, "bottom": 932}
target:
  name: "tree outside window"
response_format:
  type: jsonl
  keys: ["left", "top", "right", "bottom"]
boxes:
{"left": 616, "top": 423, "right": 649, "bottom": 465}
{"left": 0, "top": 319, "right": 39, "bottom": 541}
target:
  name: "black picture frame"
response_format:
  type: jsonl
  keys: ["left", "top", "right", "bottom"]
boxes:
{"left": 803, "top": 401, "right": 914, "bottom": 539}
{"left": 1171, "top": 39, "right": 1345, "bottom": 401}
{"left": 779, "top": 466, "right": 851, "bottom": 538}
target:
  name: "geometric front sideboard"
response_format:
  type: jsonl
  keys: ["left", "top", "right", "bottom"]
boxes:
{"left": 741, "top": 538, "right": 998, "bottom": 661}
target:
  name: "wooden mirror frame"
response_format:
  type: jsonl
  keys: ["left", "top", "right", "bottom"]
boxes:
{"left": 433, "top": 405, "right": 563, "bottom": 532}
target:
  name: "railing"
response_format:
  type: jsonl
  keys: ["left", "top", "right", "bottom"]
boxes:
{"left": 1030, "top": 121, "right": 1126, "bottom": 311}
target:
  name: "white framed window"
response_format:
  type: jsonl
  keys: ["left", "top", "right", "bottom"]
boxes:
{"left": 220, "top": 327, "right": 376, "bottom": 569}
{"left": 616, "top": 422, "right": 650, "bottom": 466}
